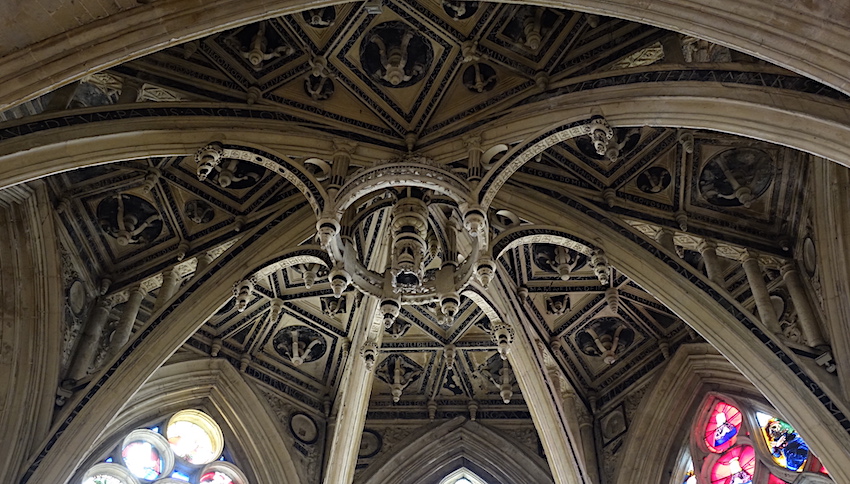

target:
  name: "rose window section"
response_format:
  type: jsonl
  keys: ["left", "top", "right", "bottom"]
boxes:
{"left": 675, "top": 396, "right": 830, "bottom": 484}
{"left": 79, "top": 410, "right": 248, "bottom": 484}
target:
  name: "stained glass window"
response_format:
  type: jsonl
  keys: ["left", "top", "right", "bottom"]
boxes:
{"left": 683, "top": 460, "right": 696, "bottom": 484}
{"left": 710, "top": 445, "right": 755, "bottom": 484}
{"left": 166, "top": 410, "right": 224, "bottom": 466}
{"left": 199, "top": 471, "right": 235, "bottom": 484}
{"left": 80, "top": 410, "right": 246, "bottom": 484}
{"left": 81, "top": 463, "right": 139, "bottom": 484}
{"left": 83, "top": 476, "right": 126, "bottom": 484}
{"left": 756, "top": 412, "right": 809, "bottom": 472}
{"left": 704, "top": 401, "right": 742, "bottom": 453}
{"left": 439, "top": 468, "right": 489, "bottom": 484}
{"left": 676, "top": 396, "right": 831, "bottom": 484}
{"left": 121, "top": 441, "right": 163, "bottom": 480}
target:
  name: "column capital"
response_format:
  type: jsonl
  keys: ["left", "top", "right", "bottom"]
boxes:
{"left": 780, "top": 261, "right": 799, "bottom": 277}
{"left": 697, "top": 238, "right": 717, "bottom": 253}
{"left": 332, "top": 139, "right": 357, "bottom": 155}
{"left": 463, "top": 133, "right": 482, "bottom": 151}
{"left": 577, "top": 412, "right": 593, "bottom": 427}
{"left": 741, "top": 249, "right": 761, "bottom": 263}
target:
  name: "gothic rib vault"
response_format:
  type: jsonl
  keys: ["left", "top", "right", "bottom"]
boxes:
{"left": 1, "top": 2, "right": 850, "bottom": 484}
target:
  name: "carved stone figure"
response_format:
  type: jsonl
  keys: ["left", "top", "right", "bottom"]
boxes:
{"left": 361, "top": 22, "right": 432, "bottom": 87}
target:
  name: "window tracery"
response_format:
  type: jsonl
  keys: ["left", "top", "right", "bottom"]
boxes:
{"left": 80, "top": 410, "right": 247, "bottom": 484}
{"left": 676, "top": 396, "right": 829, "bottom": 484}
{"left": 439, "top": 468, "right": 489, "bottom": 484}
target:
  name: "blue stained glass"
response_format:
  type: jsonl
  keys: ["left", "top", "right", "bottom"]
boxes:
{"left": 171, "top": 470, "right": 191, "bottom": 481}
{"left": 757, "top": 412, "right": 809, "bottom": 472}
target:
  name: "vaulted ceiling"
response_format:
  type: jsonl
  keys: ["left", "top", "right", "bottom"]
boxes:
{"left": 22, "top": 0, "right": 839, "bottom": 480}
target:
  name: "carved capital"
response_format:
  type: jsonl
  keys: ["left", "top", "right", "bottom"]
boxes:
{"left": 360, "top": 341, "right": 379, "bottom": 371}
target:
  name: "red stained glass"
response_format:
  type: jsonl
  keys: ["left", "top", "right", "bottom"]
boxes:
{"left": 710, "top": 445, "right": 755, "bottom": 484}
{"left": 704, "top": 401, "right": 743, "bottom": 453}
{"left": 767, "top": 475, "right": 788, "bottom": 484}
{"left": 809, "top": 455, "right": 829, "bottom": 475}
{"left": 200, "top": 471, "right": 235, "bottom": 484}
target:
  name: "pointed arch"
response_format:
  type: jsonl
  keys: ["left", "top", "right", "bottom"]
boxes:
{"left": 3, "top": 86, "right": 850, "bottom": 193}
{"left": 217, "top": 142, "right": 330, "bottom": 216}
{"left": 245, "top": 245, "right": 332, "bottom": 281}
{"left": 613, "top": 343, "right": 758, "bottom": 484}
{"left": 2, "top": 0, "right": 850, "bottom": 114}
{"left": 492, "top": 184, "right": 850, "bottom": 481}
{"left": 490, "top": 225, "right": 596, "bottom": 260}
{"left": 86, "top": 358, "right": 305, "bottom": 484}
{"left": 439, "top": 467, "right": 491, "bottom": 484}
{"left": 0, "top": 115, "right": 399, "bottom": 190}
{"left": 18, "top": 205, "right": 318, "bottom": 484}
{"left": 356, "top": 418, "right": 553, "bottom": 484}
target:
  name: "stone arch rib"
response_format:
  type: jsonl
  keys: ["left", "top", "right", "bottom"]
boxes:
{"left": 356, "top": 418, "right": 553, "bottom": 484}
{"left": 493, "top": 183, "right": 850, "bottom": 481}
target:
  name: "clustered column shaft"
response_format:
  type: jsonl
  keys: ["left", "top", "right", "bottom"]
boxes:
{"left": 465, "top": 135, "right": 483, "bottom": 182}
{"left": 155, "top": 268, "right": 180, "bottom": 310}
{"left": 67, "top": 297, "right": 113, "bottom": 382}
{"left": 108, "top": 286, "right": 146, "bottom": 359}
{"left": 781, "top": 262, "right": 827, "bottom": 348}
{"left": 741, "top": 251, "right": 780, "bottom": 333}
{"left": 698, "top": 239, "right": 724, "bottom": 287}
{"left": 328, "top": 141, "right": 356, "bottom": 192}
{"left": 655, "top": 228, "right": 675, "bottom": 252}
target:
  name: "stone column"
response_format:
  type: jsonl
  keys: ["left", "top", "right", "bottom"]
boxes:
{"left": 328, "top": 140, "right": 356, "bottom": 193}
{"left": 465, "top": 135, "right": 483, "bottom": 182}
{"left": 655, "top": 228, "right": 675, "bottom": 252}
{"left": 155, "top": 268, "right": 180, "bottom": 310}
{"left": 660, "top": 34, "right": 685, "bottom": 64}
{"left": 741, "top": 251, "right": 780, "bottom": 333}
{"left": 781, "top": 262, "right": 827, "bottom": 348}
{"left": 195, "top": 252, "right": 214, "bottom": 274}
{"left": 698, "top": 239, "right": 724, "bottom": 287}
{"left": 322, "top": 298, "right": 382, "bottom": 484}
{"left": 108, "top": 286, "right": 146, "bottom": 358}
{"left": 577, "top": 413, "right": 599, "bottom": 484}
{"left": 67, "top": 296, "right": 113, "bottom": 382}
{"left": 118, "top": 77, "right": 143, "bottom": 104}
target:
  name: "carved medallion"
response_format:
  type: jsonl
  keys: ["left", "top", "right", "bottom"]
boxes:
{"left": 302, "top": 7, "right": 336, "bottom": 28}
{"left": 68, "top": 279, "right": 86, "bottom": 315}
{"left": 636, "top": 167, "right": 672, "bottom": 193}
{"left": 184, "top": 199, "right": 215, "bottom": 224}
{"left": 359, "top": 429, "right": 382, "bottom": 458}
{"left": 273, "top": 326, "right": 327, "bottom": 365}
{"left": 289, "top": 412, "right": 319, "bottom": 444}
{"left": 442, "top": 0, "right": 479, "bottom": 20}
{"left": 575, "top": 316, "right": 635, "bottom": 365}
{"left": 463, "top": 63, "right": 497, "bottom": 93}
{"left": 802, "top": 236, "right": 816, "bottom": 276}
{"left": 97, "top": 194, "right": 163, "bottom": 246}
{"left": 360, "top": 21, "right": 433, "bottom": 87}
{"left": 698, "top": 148, "right": 774, "bottom": 207}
